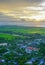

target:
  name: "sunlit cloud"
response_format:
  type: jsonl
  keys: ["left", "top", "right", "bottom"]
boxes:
{"left": 0, "top": 7, "right": 45, "bottom": 22}
{"left": 25, "top": 6, "right": 45, "bottom": 11}
{"left": 0, "top": 0, "right": 45, "bottom": 27}
{"left": 39, "top": 2, "right": 45, "bottom": 6}
{"left": 0, "top": 5, "right": 45, "bottom": 21}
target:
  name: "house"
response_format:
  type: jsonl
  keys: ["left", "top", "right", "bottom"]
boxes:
{"left": 25, "top": 60, "right": 32, "bottom": 65}
{"left": 26, "top": 46, "right": 39, "bottom": 53}
{"left": 0, "top": 59, "right": 5, "bottom": 62}
{"left": 0, "top": 43, "right": 7, "bottom": 46}
{"left": 38, "top": 59, "right": 45, "bottom": 65}
{"left": 25, "top": 58, "right": 36, "bottom": 65}
{"left": 20, "top": 45, "right": 27, "bottom": 49}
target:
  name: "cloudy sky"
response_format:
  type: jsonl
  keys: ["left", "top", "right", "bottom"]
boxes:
{"left": 0, "top": 0, "right": 45, "bottom": 27}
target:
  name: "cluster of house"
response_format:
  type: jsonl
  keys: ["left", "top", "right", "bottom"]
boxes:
{"left": 26, "top": 46, "right": 39, "bottom": 53}
{"left": 0, "top": 37, "right": 45, "bottom": 65}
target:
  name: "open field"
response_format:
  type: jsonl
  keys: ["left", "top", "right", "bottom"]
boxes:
{"left": 0, "top": 25, "right": 45, "bottom": 34}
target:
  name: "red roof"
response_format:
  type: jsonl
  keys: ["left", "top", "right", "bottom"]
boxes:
{"left": 27, "top": 47, "right": 39, "bottom": 50}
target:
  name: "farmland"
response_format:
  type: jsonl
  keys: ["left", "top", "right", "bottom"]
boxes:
{"left": 0, "top": 25, "right": 45, "bottom": 34}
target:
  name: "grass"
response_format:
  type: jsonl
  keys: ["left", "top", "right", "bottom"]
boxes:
{"left": 0, "top": 26, "right": 45, "bottom": 34}
{"left": 0, "top": 34, "right": 14, "bottom": 40}
{"left": 0, "top": 33, "right": 27, "bottom": 41}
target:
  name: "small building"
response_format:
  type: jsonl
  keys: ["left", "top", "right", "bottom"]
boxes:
{"left": 0, "top": 43, "right": 7, "bottom": 46}
{"left": 26, "top": 46, "right": 39, "bottom": 53}
{"left": 38, "top": 59, "right": 45, "bottom": 65}
{"left": 25, "top": 58, "right": 36, "bottom": 65}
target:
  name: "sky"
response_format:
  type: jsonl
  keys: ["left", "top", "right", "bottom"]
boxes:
{"left": 0, "top": 0, "right": 45, "bottom": 27}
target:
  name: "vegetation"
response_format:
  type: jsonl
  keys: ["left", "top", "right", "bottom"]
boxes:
{"left": 0, "top": 26, "right": 45, "bottom": 65}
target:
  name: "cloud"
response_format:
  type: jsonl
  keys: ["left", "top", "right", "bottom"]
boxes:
{"left": 0, "top": 12, "right": 15, "bottom": 22}
{"left": 0, "top": 0, "right": 44, "bottom": 3}
{"left": 0, "top": 5, "right": 45, "bottom": 22}
{"left": 25, "top": 6, "right": 45, "bottom": 11}
{"left": 0, "top": 0, "right": 45, "bottom": 6}
{"left": 39, "top": 2, "right": 45, "bottom": 6}
{"left": 0, "top": 0, "right": 45, "bottom": 27}
{"left": 0, "top": 11, "right": 45, "bottom": 27}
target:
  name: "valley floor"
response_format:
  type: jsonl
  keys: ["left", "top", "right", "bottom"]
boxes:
{"left": 0, "top": 26, "right": 45, "bottom": 65}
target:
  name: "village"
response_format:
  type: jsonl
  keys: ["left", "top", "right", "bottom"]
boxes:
{"left": 0, "top": 33, "right": 45, "bottom": 65}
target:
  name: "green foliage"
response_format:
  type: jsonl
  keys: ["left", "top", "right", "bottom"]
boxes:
{"left": 38, "top": 43, "right": 45, "bottom": 57}
{"left": 2, "top": 52, "right": 15, "bottom": 61}
{"left": 0, "top": 26, "right": 45, "bottom": 65}
{"left": 0, "top": 47, "right": 7, "bottom": 54}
